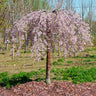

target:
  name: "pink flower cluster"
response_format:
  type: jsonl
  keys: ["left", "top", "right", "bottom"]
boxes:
{"left": 6, "top": 10, "right": 93, "bottom": 60}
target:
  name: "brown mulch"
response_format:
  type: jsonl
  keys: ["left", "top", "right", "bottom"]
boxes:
{"left": 0, "top": 81, "right": 96, "bottom": 96}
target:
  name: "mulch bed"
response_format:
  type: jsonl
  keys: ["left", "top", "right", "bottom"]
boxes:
{"left": 0, "top": 81, "right": 96, "bottom": 96}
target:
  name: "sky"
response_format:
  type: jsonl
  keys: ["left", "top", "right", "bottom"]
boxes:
{"left": 48, "top": 0, "right": 96, "bottom": 21}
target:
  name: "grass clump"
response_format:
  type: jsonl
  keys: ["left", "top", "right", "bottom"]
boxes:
{"left": 53, "top": 61, "right": 57, "bottom": 66}
{"left": 58, "top": 58, "right": 64, "bottom": 62}
{"left": 0, "top": 72, "right": 10, "bottom": 88}
{"left": 41, "top": 57, "right": 44, "bottom": 60}
{"left": 0, "top": 52, "right": 5, "bottom": 55}
{"left": 84, "top": 59, "right": 93, "bottom": 62}
{"left": 0, "top": 71, "right": 33, "bottom": 88}
{"left": 58, "top": 63, "right": 63, "bottom": 65}
{"left": 66, "top": 61, "right": 73, "bottom": 63}
{"left": 20, "top": 51, "right": 31, "bottom": 53}
{"left": 89, "top": 55, "right": 95, "bottom": 58}
{"left": 84, "top": 48, "right": 91, "bottom": 51}
{"left": 52, "top": 58, "right": 64, "bottom": 66}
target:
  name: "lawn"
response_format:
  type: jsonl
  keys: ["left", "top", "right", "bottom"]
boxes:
{"left": 0, "top": 47, "right": 96, "bottom": 88}
{"left": 0, "top": 47, "right": 96, "bottom": 75}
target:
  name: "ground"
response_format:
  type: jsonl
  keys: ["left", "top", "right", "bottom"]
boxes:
{"left": 0, "top": 47, "right": 96, "bottom": 95}
{"left": 0, "top": 81, "right": 96, "bottom": 96}
{"left": 0, "top": 47, "right": 96, "bottom": 75}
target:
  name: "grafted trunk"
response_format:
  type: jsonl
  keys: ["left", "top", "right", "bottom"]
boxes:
{"left": 46, "top": 41, "right": 51, "bottom": 84}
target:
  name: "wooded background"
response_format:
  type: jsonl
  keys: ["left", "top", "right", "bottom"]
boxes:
{"left": 0, "top": 0, "right": 96, "bottom": 44}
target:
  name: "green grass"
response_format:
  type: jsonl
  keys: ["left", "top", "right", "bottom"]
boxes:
{"left": 52, "top": 58, "right": 64, "bottom": 66}
{"left": 0, "top": 47, "right": 96, "bottom": 88}
{"left": 20, "top": 51, "right": 31, "bottom": 53}
{"left": 84, "top": 59, "right": 94, "bottom": 62}
{"left": 57, "top": 58, "right": 64, "bottom": 62}
{"left": 53, "top": 61, "right": 57, "bottom": 66}
{"left": 51, "top": 66, "right": 96, "bottom": 84}
{"left": 0, "top": 66, "right": 96, "bottom": 88}
{"left": 84, "top": 48, "right": 96, "bottom": 52}
{"left": 66, "top": 61, "right": 73, "bottom": 63}
{"left": 0, "top": 47, "right": 96, "bottom": 75}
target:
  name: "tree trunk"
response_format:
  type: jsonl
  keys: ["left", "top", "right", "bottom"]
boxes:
{"left": 58, "top": 42, "right": 60, "bottom": 56}
{"left": 46, "top": 41, "right": 51, "bottom": 84}
{"left": 6, "top": 43, "right": 8, "bottom": 50}
{"left": 25, "top": 32, "right": 28, "bottom": 53}
{"left": 12, "top": 43, "right": 14, "bottom": 60}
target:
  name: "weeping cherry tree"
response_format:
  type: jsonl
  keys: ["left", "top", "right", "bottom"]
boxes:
{"left": 6, "top": 9, "right": 92, "bottom": 84}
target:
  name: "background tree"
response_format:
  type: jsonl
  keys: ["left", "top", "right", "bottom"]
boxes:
{"left": 0, "top": 0, "right": 8, "bottom": 42}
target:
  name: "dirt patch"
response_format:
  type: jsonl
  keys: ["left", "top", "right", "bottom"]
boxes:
{"left": 0, "top": 81, "right": 96, "bottom": 96}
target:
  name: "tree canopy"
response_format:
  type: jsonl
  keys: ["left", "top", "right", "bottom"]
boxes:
{"left": 6, "top": 10, "right": 92, "bottom": 60}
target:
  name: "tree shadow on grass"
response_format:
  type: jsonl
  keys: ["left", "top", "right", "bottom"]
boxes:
{"left": 0, "top": 71, "right": 45, "bottom": 89}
